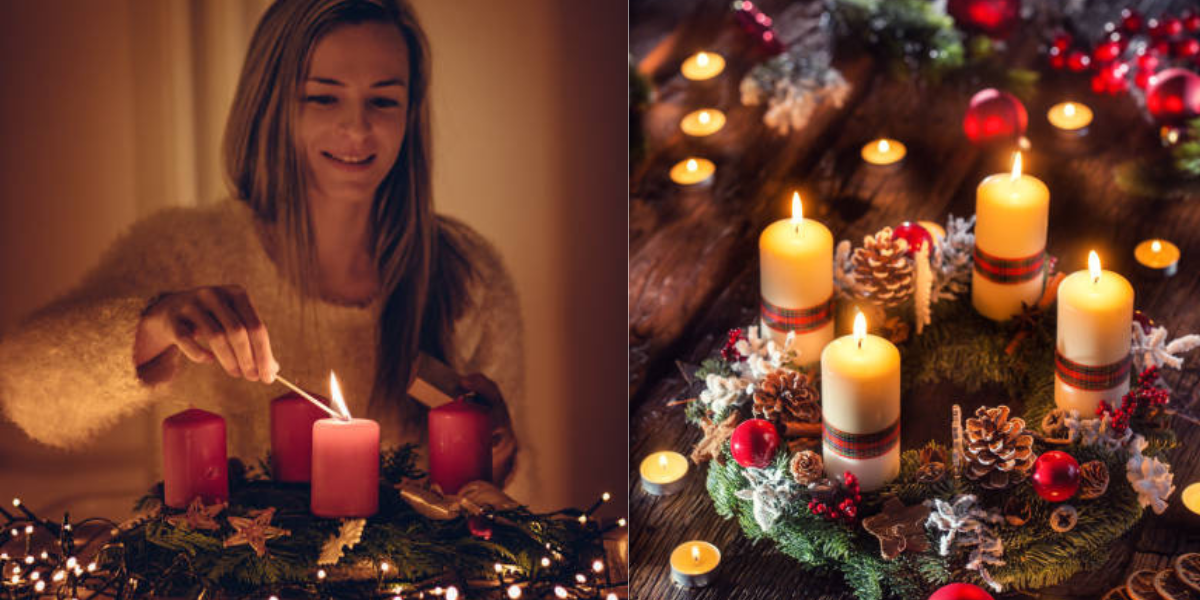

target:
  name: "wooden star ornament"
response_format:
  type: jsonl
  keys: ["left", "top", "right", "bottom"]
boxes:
{"left": 166, "top": 497, "right": 225, "bottom": 531}
{"left": 691, "top": 412, "right": 739, "bottom": 465}
{"left": 861, "top": 497, "right": 932, "bottom": 560}
{"left": 223, "top": 507, "right": 290, "bottom": 557}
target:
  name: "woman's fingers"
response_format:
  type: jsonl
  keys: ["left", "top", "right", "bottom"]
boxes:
{"left": 222, "top": 286, "right": 275, "bottom": 383}
{"left": 178, "top": 304, "right": 242, "bottom": 378}
{"left": 195, "top": 288, "right": 259, "bottom": 380}
{"left": 169, "top": 319, "right": 216, "bottom": 364}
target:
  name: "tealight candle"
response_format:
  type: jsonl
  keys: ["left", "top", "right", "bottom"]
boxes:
{"left": 861, "top": 138, "right": 907, "bottom": 165}
{"left": 680, "top": 51, "right": 725, "bottom": 81}
{"left": 680, "top": 108, "right": 726, "bottom": 137}
{"left": 669, "top": 157, "right": 715, "bottom": 187}
{"left": 1055, "top": 251, "right": 1134, "bottom": 416}
{"left": 669, "top": 541, "right": 720, "bottom": 588}
{"left": 1047, "top": 101, "right": 1093, "bottom": 135}
{"left": 972, "top": 152, "right": 1050, "bottom": 321}
{"left": 1134, "top": 239, "right": 1180, "bottom": 277}
{"left": 1183, "top": 482, "right": 1200, "bottom": 515}
{"left": 639, "top": 451, "right": 689, "bottom": 496}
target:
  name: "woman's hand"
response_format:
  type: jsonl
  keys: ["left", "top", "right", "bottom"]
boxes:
{"left": 458, "top": 373, "right": 518, "bottom": 486}
{"left": 135, "top": 285, "right": 278, "bottom": 383}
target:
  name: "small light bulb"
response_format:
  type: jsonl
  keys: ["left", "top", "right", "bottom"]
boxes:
{"left": 53, "top": 569, "right": 65, "bottom": 581}
{"left": 24, "top": 525, "right": 33, "bottom": 535}
{"left": 446, "top": 586, "right": 459, "bottom": 600}
{"left": 87, "top": 562, "right": 97, "bottom": 572}
{"left": 592, "top": 560, "right": 604, "bottom": 573}
{"left": 8, "top": 529, "right": 16, "bottom": 537}
{"left": 39, "top": 551, "right": 48, "bottom": 560}
{"left": 66, "top": 557, "right": 76, "bottom": 568}
{"left": 577, "top": 515, "right": 587, "bottom": 525}
{"left": 617, "top": 518, "right": 627, "bottom": 527}
{"left": 507, "top": 584, "right": 522, "bottom": 599}
{"left": 495, "top": 562, "right": 504, "bottom": 573}
{"left": 269, "top": 596, "right": 279, "bottom": 600}
{"left": 554, "top": 586, "right": 568, "bottom": 599}
{"left": 601, "top": 492, "right": 611, "bottom": 502}
{"left": 576, "top": 573, "right": 587, "bottom": 583}
{"left": 381, "top": 561, "right": 390, "bottom": 573}
{"left": 12, "top": 498, "right": 20, "bottom": 507}
{"left": 541, "top": 557, "right": 551, "bottom": 567}
{"left": 24, "top": 556, "right": 34, "bottom": 564}
{"left": 10, "top": 575, "right": 18, "bottom": 584}
{"left": 607, "top": 594, "right": 618, "bottom": 600}
{"left": 34, "top": 580, "right": 45, "bottom": 592}
{"left": 317, "top": 569, "right": 327, "bottom": 580}
{"left": 30, "top": 571, "right": 39, "bottom": 580}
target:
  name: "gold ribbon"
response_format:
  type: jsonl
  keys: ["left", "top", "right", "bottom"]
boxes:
{"left": 395, "top": 480, "right": 522, "bottom": 521}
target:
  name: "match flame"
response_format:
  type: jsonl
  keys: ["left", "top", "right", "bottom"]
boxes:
{"left": 1152, "top": 240, "right": 1163, "bottom": 253}
{"left": 691, "top": 545, "right": 701, "bottom": 563}
{"left": 853, "top": 310, "right": 867, "bottom": 348}
{"left": 878, "top": 139, "right": 890, "bottom": 153}
{"left": 1088, "top": 250, "right": 1101, "bottom": 284}
{"left": 1011, "top": 152, "right": 1023, "bottom": 180}
{"left": 329, "top": 371, "right": 351, "bottom": 420}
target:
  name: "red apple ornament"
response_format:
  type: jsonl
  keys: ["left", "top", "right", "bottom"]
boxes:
{"left": 730, "top": 418, "right": 781, "bottom": 468}
{"left": 948, "top": 0, "right": 1020, "bottom": 39}
{"left": 928, "top": 583, "right": 995, "bottom": 600}
{"left": 963, "top": 88, "right": 1028, "bottom": 146}
{"left": 1031, "top": 450, "right": 1081, "bottom": 502}
{"left": 1146, "top": 68, "right": 1200, "bottom": 126}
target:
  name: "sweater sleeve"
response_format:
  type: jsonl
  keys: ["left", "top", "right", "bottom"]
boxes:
{"left": 0, "top": 208, "right": 198, "bottom": 449}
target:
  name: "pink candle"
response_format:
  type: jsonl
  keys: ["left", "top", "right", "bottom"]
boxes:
{"left": 270, "top": 392, "right": 330, "bottom": 482}
{"left": 162, "top": 408, "right": 229, "bottom": 509}
{"left": 310, "top": 418, "right": 380, "bottom": 517}
{"left": 428, "top": 399, "right": 492, "bottom": 495}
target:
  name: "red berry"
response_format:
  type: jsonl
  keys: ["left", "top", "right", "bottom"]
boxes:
{"left": 1148, "top": 18, "right": 1165, "bottom": 39}
{"left": 1067, "top": 50, "right": 1091, "bottom": 71}
{"left": 1185, "top": 12, "right": 1200, "bottom": 32}
{"left": 1052, "top": 32, "right": 1073, "bottom": 51}
{"left": 1091, "top": 74, "right": 1107, "bottom": 94}
{"left": 1153, "top": 40, "right": 1172, "bottom": 57}
{"left": 1094, "top": 40, "right": 1122, "bottom": 62}
{"left": 1175, "top": 38, "right": 1200, "bottom": 58}
{"left": 1048, "top": 46, "right": 1066, "bottom": 69}
{"left": 1135, "top": 69, "right": 1154, "bottom": 89}
{"left": 1137, "top": 51, "right": 1160, "bottom": 71}
{"left": 1164, "top": 16, "right": 1184, "bottom": 37}
{"left": 1121, "top": 9, "right": 1143, "bottom": 33}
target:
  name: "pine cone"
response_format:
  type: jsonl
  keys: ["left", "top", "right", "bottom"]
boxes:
{"left": 1078, "top": 460, "right": 1110, "bottom": 500}
{"left": 964, "top": 405, "right": 1035, "bottom": 490}
{"left": 753, "top": 369, "right": 820, "bottom": 426}
{"left": 851, "top": 228, "right": 914, "bottom": 308}
{"left": 790, "top": 450, "right": 824, "bottom": 485}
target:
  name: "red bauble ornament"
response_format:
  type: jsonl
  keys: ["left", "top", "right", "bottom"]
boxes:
{"left": 730, "top": 419, "right": 780, "bottom": 468}
{"left": 893, "top": 221, "right": 934, "bottom": 256}
{"left": 963, "top": 88, "right": 1028, "bottom": 145}
{"left": 1185, "top": 11, "right": 1200, "bottom": 33}
{"left": 1175, "top": 38, "right": 1200, "bottom": 59}
{"left": 468, "top": 515, "right": 493, "bottom": 540}
{"left": 1031, "top": 451, "right": 1081, "bottom": 502}
{"left": 1146, "top": 68, "right": 1200, "bottom": 126}
{"left": 948, "top": 0, "right": 1020, "bottom": 39}
{"left": 1051, "top": 31, "right": 1073, "bottom": 51}
{"left": 1121, "top": 9, "right": 1144, "bottom": 34}
{"left": 1066, "top": 50, "right": 1092, "bottom": 72}
{"left": 1094, "top": 40, "right": 1122, "bottom": 63}
{"left": 1047, "top": 46, "right": 1066, "bottom": 70}
{"left": 928, "top": 583, "right": 995, "bottom": 600}
{"left": 1163, "top": 16, "right": 1184, "bottom": 38}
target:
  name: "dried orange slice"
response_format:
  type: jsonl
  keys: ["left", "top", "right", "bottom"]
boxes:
{"left": 1176, "top": 553, "right": 1200, "bottom": 593}
{"left": 1103, "top": 585, "right": 1134, "bottom": 600}
{"left": 1127, "top": 569, "right": 1163, "bottom": 600}
{"left": 1156, "top": 568, "right": 1199, "bottom": 600}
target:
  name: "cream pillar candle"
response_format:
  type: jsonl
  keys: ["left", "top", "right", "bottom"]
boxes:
{"left": 972, "top": 153, "right": 1050, "bottom": 321}
{"left": 758, "top": 192, "right": 835, "bottom": 364}
{"left": 821, "top": 312, "right": 901, "bottom": 492}
{"left": 1055, "top": 251, "right": 1134, "bottom": 415}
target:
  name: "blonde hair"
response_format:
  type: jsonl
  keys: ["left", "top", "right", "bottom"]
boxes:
{"left": 223, "top": 0, "right": 471, "bottom": 421}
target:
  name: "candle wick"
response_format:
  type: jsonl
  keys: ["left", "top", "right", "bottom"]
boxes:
{"left": 857, "top": 338, "right": 863, "bottom": 349}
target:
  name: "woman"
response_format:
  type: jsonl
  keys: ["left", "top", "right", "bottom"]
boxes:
{"left": 0, "top": 0, "right": 522, "bottom": 484}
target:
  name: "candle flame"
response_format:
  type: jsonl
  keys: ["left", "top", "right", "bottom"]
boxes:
{"left": 1011, "top": 152, "right": 1023, "bottom": 180}
{"left": 853, "top": 310, "right": 866, "bottom": 348}
{"left": 691, "top": 545, "right": 701, "bottom": 563}
{"left": 1064, "top": 102, "right": 1076, "bottom": 117}
{"left": 696, "top": 52, "right": 709, "bottom": 67}
{"left": 686, "top": 158, "right": 697, "bottom": 172}
{"left": 699, "top": 110, "right": 711, "bottom": 124}
{"left": 1152, "top": 240, "right": 1163, "bottom": 253}
{"left": 1088, "top": 250, "right": 1101, "bottom": 284}
{"left": 658, "top": 454, "right": 668, "bottom": 469}
{"left": 878, "top": 139, "right": 890, "bottom": 153}
{"left": 791, "top": 191, "right": 803, "bottom": 229}
{"left": 329, "top": 371, "right": 351, "bottom": 420}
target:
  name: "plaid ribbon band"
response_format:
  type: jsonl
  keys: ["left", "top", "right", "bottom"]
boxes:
{"left": 761, "top": 295, "right": 834, "bottom": 334}
{"left": 1055, "top": 350, "right": 1132, "bottom": 391}
{"left": 973, "top": 245, "right": 1046, "bottom": 284}
{"left": 823, "top": 418, "right": 900, "bottom": 460}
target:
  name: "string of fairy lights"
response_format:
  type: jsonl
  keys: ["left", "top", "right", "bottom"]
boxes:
{"left": 0, "top": 492, "right": 627, "bottom": 600}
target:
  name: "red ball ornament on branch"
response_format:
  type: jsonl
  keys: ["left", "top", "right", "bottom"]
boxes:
{"left": 892, "top": 221, "right": 934, "bottom": 257}
{"left": 948, "top": 0, "right": 1021, "bottom": 39}
{"left": 963, "top": 88, "right": 1028, "bottom": 146}
{"left": 730, "top": 418, "right": 780, "bottom": 468}
{"left": 1031, "top": 450, "right": 1081, "bottom": 502}
{"left": 1146, "top": 68, "right": 1200, "bottom": 126}
{"left": 928, "top": 583, "right": 995, "bottom": 600}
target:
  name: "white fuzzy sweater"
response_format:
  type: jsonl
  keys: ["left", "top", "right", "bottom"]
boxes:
{"left": 0, "top": 200, "right": 525, "bottom": 483}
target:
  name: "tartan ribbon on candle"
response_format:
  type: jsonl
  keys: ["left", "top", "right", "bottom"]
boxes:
{"left": 1055, "top": 350, "right": 1133, "bottom": 391}
{"left": 761, "top": 295, "right": 834, "bottom": 333}
{"left": 973, "top": 245, "right": 1046, "bottom": 284}
{"left": 823, "top": 418, "right": 900, "bottom": 460}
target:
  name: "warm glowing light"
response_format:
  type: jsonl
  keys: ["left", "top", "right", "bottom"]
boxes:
{"left": 1065, "top": 102, "right": 1076, "bottom": 117}
{"left": 575, "top": 573, "right": 587, "bottom": 583}
{"left": 791, "top": 192, "right": 803, "bottom": 227}
{"left": 66, "top": 557, "right": 76, "bottom": 569}
{"left": 853, "top": 311, "right": 867, "bottom": 347}
{"left": 879, "top": 139, "right": 890, "bottom": 153}
{"left": 29, "top": 572, "right": 39, "bottom": 580}
{"left": 696, "top": 52, "right": 709, "bottom": 67}
{"left": 329, "top": 372, "right": 351, "bottom": 420}
{"left": 541, "top": 557, "right": 551, "bottom": 567}
{"left": 692, "top": 546, "right": 702, "bottom": 563}
{"left": 507, "top": 584, "right": 522, "bottom": 599}
{"left": 607, "top": 594, "right": 618, "bottom": 600}
{"left": 39, "top": 552, "right": 47, "bottom": 560}
{"left": 380, "top": 561, "right": 390, "bottom": 573}
{"left": 24, "top": 525, "right": 32, "bottom": 534}
{"left": 11, "top": 499, "right": 19, "bottom": 507}
{"left": 686, "top": 159, "right": 698, "bottom": 172}
{"left": 24, "top": 556, "right": 33, "bottom": 564}
{"left": 617, "top": 518, "right": 627, "bottom": 527}
{"left": 554, "top": 586, "right": 568, "bottom": 599}
{"left": 1011, "top": 152, "right": 1023, "bottom": 180}
{"left": 578, "top": 515, "right": 587, "bottom": 524}
{"left": 317, "top": 569, "right": 327, "bottom": 580}
{"left": 446, "top": 586, "right": 460, "bottom": 600}
{"left": 592, "top": 560, "right": 604, "bottom": 572}
{"left": 699, "top": 111, "right": 711, "bottom": 124}
{"left": 602, "top": 492, "right": 611, "bottom": 502}
{"left": 1152, "top": 240, "right": 1162, "bottom": 253}
{"left": 1088, "top": 251, "right": 1101, "bottom": 283}
{"left": 53, "top": 570, "right": 64, "bottom": 581}
{"left": 657, "top": 455, "right": 668, "bottom": 469}
{"left": 1182, "top": 482, "right": 1200, "bottom": 514}
{"left": 87, "top": 562, "right": 97, "bottom": 573}
{"left": 34, "top": 580, "right": 45, "bottom": 592}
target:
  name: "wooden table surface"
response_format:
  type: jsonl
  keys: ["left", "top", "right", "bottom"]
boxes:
{"left": 629, "top": 1, "right": 1200, "bottom": 598}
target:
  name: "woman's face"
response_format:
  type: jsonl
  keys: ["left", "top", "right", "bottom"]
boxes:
{"left": 297, "top": 22, "right": 410, "bottom": 206}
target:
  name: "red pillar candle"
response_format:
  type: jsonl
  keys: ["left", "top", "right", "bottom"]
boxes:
{"left": 162, "top": 408, "right": 229, "bottom": 509}
{"left": 270, "top": 392, "right": 330, "bottom": 482}
{"left": 310, "top": 418, "right": 380, "bottom": 517}
{"left": 428, "top": 399, "right": 493, "bottom": 495}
